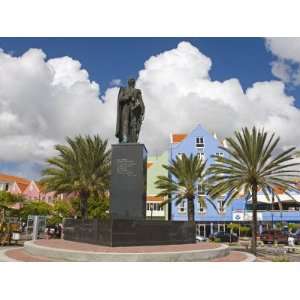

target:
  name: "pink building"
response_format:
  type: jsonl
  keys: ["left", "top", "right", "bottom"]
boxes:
{"left": 0, "top": 172, "right": 57, "bottom": 205}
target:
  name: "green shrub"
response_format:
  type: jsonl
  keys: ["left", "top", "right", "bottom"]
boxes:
{"left": 20, "top": 201, "right": 53, "bottom": 221}
{"left": 272, "top": 256, "right": 289, "bottom": 262}
{"left": 227, "top": 223, "right": 239, "bottom": 234}
{"left": 240, "top": 226, "right": 251, "bottom": 236}
{"left": 87, "top": 195, "right": 109, "bottom": 220}
{"left": 288, "top": 223, "right": 300, "bottom": 233}
{"left": 227, "top": 223, "right": 251, "bottom": 237}
{"left": 70, "top": 195, "right": 110, "bottom": 220}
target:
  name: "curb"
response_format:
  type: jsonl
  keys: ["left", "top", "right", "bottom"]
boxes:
{"left": 24, "top": 241, "right": 230, "bottom": 262}
{"left": 0, "top": 247, "right": 19, "bottom": 262}
{"left": 241, "top": 252, "right": 256, "bottom": 262}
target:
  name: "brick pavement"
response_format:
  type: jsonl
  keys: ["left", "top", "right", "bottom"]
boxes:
{"left": 34, "top": 239, "right": 220, "bottom": 253}
{"left": 6, "top": 248, "right": 53, "bottom": 262}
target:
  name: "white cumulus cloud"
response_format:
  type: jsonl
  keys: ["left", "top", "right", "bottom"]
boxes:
{"left": 1, "top": 41, "right": 300, "bottom": 179}
{"left": 105, "top": 41, "right": 300, "bottom": 155}
{"left": 0, "top": 48, "right": 110, "bottom": 178}
{"left": 266, "top": 37, "right": 300, "bottom": 85}
{"left": 110, "top": 79, "right": 122, "bottom": 86}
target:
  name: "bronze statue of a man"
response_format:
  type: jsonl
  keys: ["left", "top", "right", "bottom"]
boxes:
{"left": 115, "top": 78, "right": 145, "bottom": 143}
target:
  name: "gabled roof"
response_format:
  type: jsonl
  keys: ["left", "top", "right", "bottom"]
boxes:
{"left": 0, "top": 172, "right": 33, "bottom": 193}
{"left": 18, "top": 182, "right": 30, "bottom": 192}
{"left": 170, "top": 124, "right": 225, "bottom": 150}
{"left": 23, "top": 180, "right": 40, "bottom": 194}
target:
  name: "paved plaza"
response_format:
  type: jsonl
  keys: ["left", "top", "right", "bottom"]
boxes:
{"left": 0, "top": 239, "right": 256, "bottom": 262}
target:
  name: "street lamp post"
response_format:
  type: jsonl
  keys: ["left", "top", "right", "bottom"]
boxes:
{"left": 271, "top": 213, "right": 274, "bottom": 229}
{"left": 150, "top": 203, "right": 153, "bottom": 220}
{"left": 271, "top": 194, "right": 274, "bottom": 229}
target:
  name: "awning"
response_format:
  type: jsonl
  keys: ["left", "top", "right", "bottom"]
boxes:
{"left": 255, "top": 193, "right": 300, "bottom": 203}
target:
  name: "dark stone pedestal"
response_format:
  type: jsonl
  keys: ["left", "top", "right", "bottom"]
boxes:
{"left": 110, "top": 143, "right": 147, "bottom": 220}
{"left": 63, "top": 143, "right": 195, "bottom": 247}
{"left": 63, "top": 218, "right": 196, "bottom": 247}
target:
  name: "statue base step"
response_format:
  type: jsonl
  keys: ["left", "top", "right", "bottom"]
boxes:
{"left": 63, "top": 218, "right": 196, "bottom": 247}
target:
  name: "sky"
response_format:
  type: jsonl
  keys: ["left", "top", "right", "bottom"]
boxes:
{"left": 1, "top": 37, "right": 300, "bottom": 179}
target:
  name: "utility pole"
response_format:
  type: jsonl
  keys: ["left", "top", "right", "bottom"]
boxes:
{"left": 150, "top": 203, "right": 153, "bottom": 220}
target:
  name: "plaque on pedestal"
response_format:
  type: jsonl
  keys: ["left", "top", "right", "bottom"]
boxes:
{"left": 110, "top": 143, "right": 147, "bottom": 220}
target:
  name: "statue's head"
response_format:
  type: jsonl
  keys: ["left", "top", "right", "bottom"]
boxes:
{"left": 128, "top": 78, "right": 136, "bottom": 88}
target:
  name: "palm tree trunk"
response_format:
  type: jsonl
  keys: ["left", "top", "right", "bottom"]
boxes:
{"left": 251, "top": 183, "right": 258, "bottom": 255}
{"left": 80, "top": 191, "right": 89, "bottom": 220}
{"left": 187, "top": 197, "right": 195, "bottom": 222}
{"left": 0, "top": 208, "right": 4, "bottom": 223}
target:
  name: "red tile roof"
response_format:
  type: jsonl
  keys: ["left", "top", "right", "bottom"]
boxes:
{"left": 171, "top": 133, "right": 187, "bottom": 144}
{"left": 147, "top": 196, "right": 164, "bottom": 202}
{"left": 18, "top": 182, "right": 30, "bottom": 193}
{"left": 0, "top": 172, "right": 34, "bottom": 193}
{"left": 147, "top": 162, "right": 153, "bottom": 169}
{"left": 0, "top": 173, "right": 30, "bottom": 185}
{"left": 273, "top": 186, "right": 285, "bottom": 195}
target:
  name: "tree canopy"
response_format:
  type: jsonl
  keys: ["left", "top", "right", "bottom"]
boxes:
{"left": 41, "top": 134, "right": 111, "bottom": 219}
{"left": 207, "top": 127, "right": 300, "bottom": 254}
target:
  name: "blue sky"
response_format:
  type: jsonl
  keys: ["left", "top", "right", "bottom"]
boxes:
{"left": 1, "top": 37, "right": 298, "bottom": 103}
{"left": 1, "top": 37, "right": 300, "bottom": 180}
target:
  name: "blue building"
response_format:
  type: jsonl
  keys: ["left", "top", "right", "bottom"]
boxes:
{"left": 168, "top": 124, "right": 300, "bottom": 237}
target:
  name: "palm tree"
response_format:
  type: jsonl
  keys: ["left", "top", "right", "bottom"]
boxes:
{"left": 207, "top": 127, "right": 300, "bottom": 255}
{"left": 155, "top": 154, "right": 216, "bottom": 222}
{"left": 41, "top": 135, "right": 111, "bottom": 219}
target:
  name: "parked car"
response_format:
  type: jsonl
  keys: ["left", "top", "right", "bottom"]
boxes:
{"left": 293, "top": 229, "right": 300, "bottom": 245}
{"left": 260, "top": 229, "right": 289, "bottom": 244}
{"left": 196, "top": 235, "right": 207, "bottom": 242}
{"left": 209, "top": 231, "right": 238, "bottom": 243}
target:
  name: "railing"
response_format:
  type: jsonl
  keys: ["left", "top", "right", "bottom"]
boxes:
{"left": 146, "top": 210, "right": 165, "bottom": 217}
{"left": 233, "top": 209, "right": 300, "bottom": 222}
{"left": 260, "top": 210, "right": 300, "bottom": 221}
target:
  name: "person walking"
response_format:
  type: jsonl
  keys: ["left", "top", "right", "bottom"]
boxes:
{"left": 288, "top": 234, "right": 295, "bottom": 252}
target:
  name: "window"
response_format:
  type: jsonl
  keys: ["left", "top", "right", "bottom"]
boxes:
{"left": 147, "top": 203, "right": 163, "bottom": 211}
{"left": 0, "top": 183, "right": 10, "bottom": 191}
{"left": 218, "top": 198, "right": 226, "bottom": 214}
{"left": 198, "top": 201, "right": 206, "bottom": 214}
{"left": 197, "top": 152, "right": 205, "bottom": 160}
{"left": 178, "top": 201, "right": 186, "bottom": 213}
{"left": 195, "top": 137, "right": 205, "bottom": 149}
{"left": 197, "top": 184, "right": 206, "bottom": 214}
{"left": 216, "top": 152, "right": 224, "bottom": 157}
{"left": 177, "top": 153, "right": 184, "bottom": 160}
